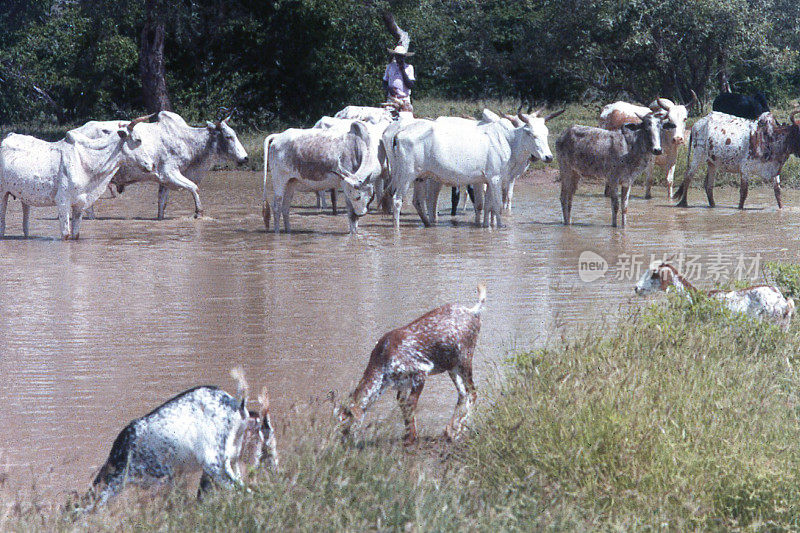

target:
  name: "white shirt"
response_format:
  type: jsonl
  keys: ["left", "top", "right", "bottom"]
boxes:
{"left": 383, "top": 61, "right": 415, "bottom": 99}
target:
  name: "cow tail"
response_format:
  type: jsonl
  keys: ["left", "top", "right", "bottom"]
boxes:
{"left": 262, "top": 135, "right": 276, "bottom": 228}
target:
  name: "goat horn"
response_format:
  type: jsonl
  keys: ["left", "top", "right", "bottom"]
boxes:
{"left": 127, "top": 113, "right": 156, "bottom": 131}
{"left": 544, "top": 108, "right": 566, "bottom": 122}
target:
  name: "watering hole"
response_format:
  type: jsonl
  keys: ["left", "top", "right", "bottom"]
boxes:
{"left": 1, "top": 170, "right": 799, "bottom": 499}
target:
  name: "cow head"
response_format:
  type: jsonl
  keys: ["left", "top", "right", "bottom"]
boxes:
{"left": 516, "top": 108, "right": 563, "bottom": 163}
{"left": 627, "top": 112, "right": 663, "bottom": 155}
{"left": 116, "top": 114, "right": 157, "bottom": 173}
{"left": 651, "top": 98, "right": 687, "bottom": 146}
{"left": 208, "top": 112, "right": 249, "bottom": 165}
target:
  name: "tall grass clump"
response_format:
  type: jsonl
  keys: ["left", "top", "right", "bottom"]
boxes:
{"left": 466, "top": 292, "right": 800, "bottom": 529}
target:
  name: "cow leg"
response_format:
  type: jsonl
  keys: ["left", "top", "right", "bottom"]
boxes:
{"left": 157, "top": 185, "right": 169, "bottom": 220}
{"left": 0, "top": 192, "right": 9, "bottom": 237}
{"left": 676, "top": 164, "right": 697, "bottom": 208}
{"left": 272, "top": 194, "right": 282, "bottom": 233}
{"left": 57, "top": 200, "right": 71, "bottom": 240}
{"left": 411, "top": 180, "right": 431, "bottom": 227}
{"left": 609, "top": 182, "right": 620, "bottom": 227}
{"left": 397, "top": 378, "right": 424, "bottom": 446}
{"left": 486, "top": 177, "right": 503, "bottom": 228}
{"left": 163, "top": 170, "right": 203, "bottom": 218}
{"left": 559, "top": 170, "right": 577, "bottom": 225}
{"left": 262, "top": 200, "right": 271, "bottom": 231}
{"left": 773, "top": 175, "right": 783, "bottom": 209}
{"left": 392, "top": 193, "right": 403, "bottom": 229}
{"left": 21, "top": 203, "right": 30, "bottom": 238}
{"left": 426, "top": 180, "right": 443, "bottom": 223}
{"left": 344, "top": 196, "right": 359, "bottom": 234}
{"left": 738, "top": 177, "right": 749, "bottom": 210}
{"left": 315, "top": 191, "right": 326, "bottom": 210}
{"left": 665, "top": 164, "right": 676, "bottom": 200}
{"left": 620, "top": 183, "right": 632, "bottom": 227}
{"left": 472, "top": 184, "right": 485, "bottom": 226}
{"left": 330, "top": 188, "right": 338, "bottom": 215}
{"left": 644, "top": 159, "right": 655, "bottom": 199}
{"left": 450, "top": 187, "right": 460, "bottom": 216}
{"left": 281, "top": 183, "right": 296, "bottom": 233}
{"left": 705, "top": 165, "right": 717, "bottom": 208}
{"left": 70, "top": 206, "right": 84, "bottom": 240}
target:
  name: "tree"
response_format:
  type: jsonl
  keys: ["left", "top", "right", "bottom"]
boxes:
{"left": 140, "top": 0, "right": 172, "bottom": 112}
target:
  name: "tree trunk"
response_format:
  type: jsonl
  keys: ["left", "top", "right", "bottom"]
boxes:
{"left": 140, "top": 0, "right": 172, "bottom": 113}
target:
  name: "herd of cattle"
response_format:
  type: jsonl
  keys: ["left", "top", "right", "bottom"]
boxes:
{"left": 0, "top": 91, "right": 797, "bottom": 238}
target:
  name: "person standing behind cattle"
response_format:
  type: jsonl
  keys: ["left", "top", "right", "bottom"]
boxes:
{"left": 383, "top": 45, "right": 415, "bottom": 113}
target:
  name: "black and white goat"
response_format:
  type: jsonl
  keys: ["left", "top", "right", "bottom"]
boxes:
{"left": 90, "top": 368, "right": 277, "bottom": 508}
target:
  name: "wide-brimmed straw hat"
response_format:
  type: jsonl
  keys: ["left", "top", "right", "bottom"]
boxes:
{"left": 387, "top": 45, "right": 414, "bottom": 57}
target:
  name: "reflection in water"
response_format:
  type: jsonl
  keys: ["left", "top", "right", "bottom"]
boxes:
{"left": 0, "top": 171, "right": 798, "bottom": 499}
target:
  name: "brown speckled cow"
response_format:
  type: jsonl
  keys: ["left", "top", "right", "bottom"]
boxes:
{"left": 338, "top": 284, "right": 486, "bottom": 445}
{"left": 675, "top": 110, "right": 800, "bottom": 209}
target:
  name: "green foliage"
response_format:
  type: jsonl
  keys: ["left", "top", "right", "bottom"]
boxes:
{"left": 2, "top": 0, "right": 800, "bottom": 126}
{"left": 766, "top": 261, "right": 800, "bottom": 300}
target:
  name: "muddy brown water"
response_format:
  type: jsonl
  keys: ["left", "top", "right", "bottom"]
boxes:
{"left": 1, "top": 170, "right": 799, "bottom": 500}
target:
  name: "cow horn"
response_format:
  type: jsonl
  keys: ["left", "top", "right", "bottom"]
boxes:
{"left": 517, "top": 112, "right": 531, "bottom": 124}
{"left": 656, "top": 98, "right": 671, "bottom": 111}
{"left": 126, "top": 113, "right": 156, "bottom": 131}
{"left": 790, "top": 108, "right": 800, "bottom": 125}
{"left": 531, "top": 104, "right": 546, "bottom": 117}
{"left": 544, "top": 108, "right": 566, "bottom": 122}
{"left": 685, "top": 89, "right": 698, "bottom": 109}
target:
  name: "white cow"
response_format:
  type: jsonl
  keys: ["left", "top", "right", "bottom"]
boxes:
{"left": 0, "top": 117, "right": 155, "bottom": 239}
{"left": 262, "top": 122, "right": 377, "bottom": 234}
{"left": 72, "top": 111, "right": 248, "bottom": 219}
{"left": 384, "top": 110, "right": 559, "bottom": 229}
{"left": 675, "top": 111, "right": 800, "bottom": 209}
{"left": 313, "top": 115, "right": 392, "bottom": 212}
{"left": 599, "top": 92, "right": 696, "bottom": 199}
{"left": 334, "top": 105, "right": 413, "bottom": 124}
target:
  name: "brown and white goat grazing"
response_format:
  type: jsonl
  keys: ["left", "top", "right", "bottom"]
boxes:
{"left": 634, "top": 262, "right": 795, "bottom": 329}
{"left": 338, "top": 284, "right": 486, "bottom": 445}
{"left": 90, "top": 368, "right": 277, "bottom": 509}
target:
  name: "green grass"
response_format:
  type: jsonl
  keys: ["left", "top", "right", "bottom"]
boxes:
{"left": 6, "top": 265, "right": 800, "bottom": 531}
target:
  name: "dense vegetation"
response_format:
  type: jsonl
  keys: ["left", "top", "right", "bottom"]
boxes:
{"left": 5, "top": 264, "right": 800, "bottom": 530}
{"left": 2, "top": 0, "right": 800, "bottom": 126}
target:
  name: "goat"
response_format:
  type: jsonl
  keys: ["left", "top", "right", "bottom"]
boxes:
{"left": 338, "top": 284, "right": 486, "bottom": 445}
{"left": 90, "top": 368, "right": 277, "bottom": 508}
{"left": 634, "top": 262, "right": 794, "bottom": 329}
